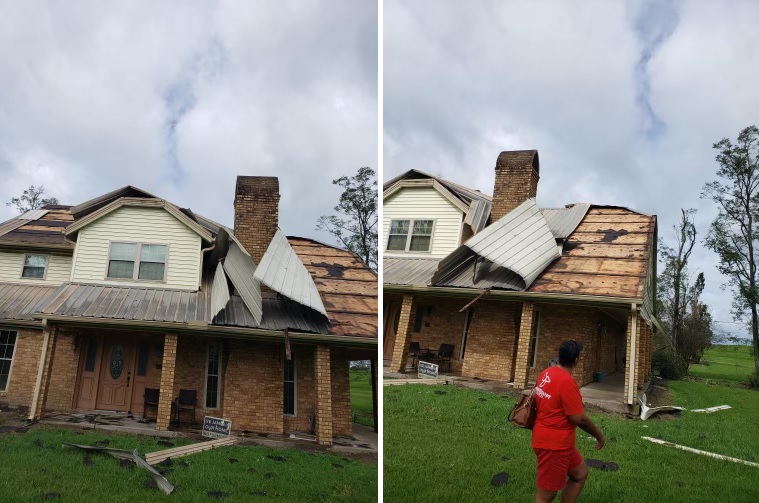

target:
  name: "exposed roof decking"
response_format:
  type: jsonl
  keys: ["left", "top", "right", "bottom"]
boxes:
{"left": 0, "top": 206, "right": 75, "bottom": 250}
{"left": 288, "top": 237, "right": 378, "bottom": 339}
{"left": 529, "top": 207, "right": 655, "bottom": 299}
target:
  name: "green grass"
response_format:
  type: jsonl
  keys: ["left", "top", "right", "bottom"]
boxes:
{"left": 350, "top": 368, "right": 374, "bottom": 427}
{"left": 384, "top": 382, "right": 759, "bottom": 503}
{"left": 0, "top": 427, "right": 377, "bottom": 502}
{"left": 689, "top": 344, "right": 755, "bottom": 386}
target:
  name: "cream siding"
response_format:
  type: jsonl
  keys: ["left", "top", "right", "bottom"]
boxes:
{"left": 383, "top": 187, "right": 464, "bottom": 258}
{"left": 0, "top": 251, "right": 72, "bottom": 285}
{"left": 71, "top": 206, "right": 202, "bottom": 291}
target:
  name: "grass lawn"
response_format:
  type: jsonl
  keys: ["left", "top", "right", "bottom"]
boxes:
{"left": 689, "top": 344, "right": 755, "bottom": 386}
{"left": 384, "top": 382, "right": 759, "bottom": 502}
{"left": 0, "top": 427, "right": 377, "bottom": 502}
{"left": 350, "top": 368, "right": 374, "bottom": 427}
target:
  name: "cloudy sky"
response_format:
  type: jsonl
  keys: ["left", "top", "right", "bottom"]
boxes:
{"left": 0, "top": 0, "right": 377, "bottom": 243}
{"left": 385, "top": 0, "right": 759, "bottom": 340}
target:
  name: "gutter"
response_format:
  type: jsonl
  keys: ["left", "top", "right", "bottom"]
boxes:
{"left": 32, "top": 314, "right": 377, "bottom": 348}
{"left": 384, "top": 284, "right": 643, "bottom": 309}
{"left": 28, "top": 318, "right": 51, "bottom": 421}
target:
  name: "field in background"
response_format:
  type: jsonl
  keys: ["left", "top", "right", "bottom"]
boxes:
{"left": 384, "top": 382, "right": 759, "bottom": 502}
{"left": 689, "top": 344, "right": 754, "bottom": 385}
{"left": 350, "top": 368, "right": 374, "bottom": 427}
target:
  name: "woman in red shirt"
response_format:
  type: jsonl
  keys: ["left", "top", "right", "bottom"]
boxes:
{"left": 531, "top": 340, "right": 605, "bottom": 503}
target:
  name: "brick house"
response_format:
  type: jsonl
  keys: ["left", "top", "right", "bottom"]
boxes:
{"left": 383, "top": 150, "right": 656, "bottom": 407}
{"left": 0, "top": 177, "right": 377, "bottom": 445}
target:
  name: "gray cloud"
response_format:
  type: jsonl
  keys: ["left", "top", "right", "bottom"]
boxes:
{"left": 0, "top": 0, "right": 377, "bottom": 245}
{"left": 385, "top": 0, "right": 759, "bottom": 339}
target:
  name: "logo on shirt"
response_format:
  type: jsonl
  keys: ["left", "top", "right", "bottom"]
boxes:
{"left": 539, "top": 374, "right": 551, "bottom": 388}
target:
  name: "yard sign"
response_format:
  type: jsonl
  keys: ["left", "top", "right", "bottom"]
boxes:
{"left": 202, "top": 416, "right": 232, "bottom": 439}
{"left": 418, "top": 361, "right": 439, "bottom": 378}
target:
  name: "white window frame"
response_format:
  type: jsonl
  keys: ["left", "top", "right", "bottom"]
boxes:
{"left": 204, "top": 342, "right": 222, "bottom": 410}
{"left": 105, "top": 241, "right": 169, "bottom": 283}
{"left": 20, "top": 254, "right": 49, "bottom": 280}
{"left": 386, "top": 218, "right": 436, "bottom": 253}
{"left": 283, "top": 351, "right": 296, "bottom": 417}
{"left": 0, "top": 329, "right": 18, "bottom": 393}
{"left": 528, "top": 310, "right": 540, "bottom": 368}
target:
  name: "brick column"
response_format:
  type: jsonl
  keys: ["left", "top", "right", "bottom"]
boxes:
{"left": 156, "top": 334, "right": 178, "bottom": 431}
{"left": 512, "top": 302, "right": 535, "bottom": 388}
{"left": 623, "top": 311, "right": 642, "bottom": 405}
{"left": 370, "top": 357, "right": 378, "bottom": 432}
{"left": 390, "top": 294, "right": 416, "bottom": 373}
{"left": 315, "top": 344, "right": 333, "bottom": 445}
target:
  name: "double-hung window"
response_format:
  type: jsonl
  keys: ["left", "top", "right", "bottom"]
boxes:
{"left": 21, "top": 254, "right": 47, "bottom": 279}
{"left": 283, "top": 353, "right": 296, "bottom": 416}
{"left": 1, "top": 330, "right": 17, "bottom": 392}
{"left": 528, "top": 310, "right": 540, "bottom": 368}
{"left": 107, "top": 242, "right": 167, "bottom": 281}
{"left": 387, "top": 219, "right": 434, "bottom": 252}
{"left": 205, "top": 343, "right": 221, "bottom": 409}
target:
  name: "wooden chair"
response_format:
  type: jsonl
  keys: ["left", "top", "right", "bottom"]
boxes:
{"left": 434, "top": 344, "right": 455, "bottom": 373}
{"left": 143, "top": 388, "right": 159, "bottom": 422}
{"left": 174, "top": 389, "right": 197, "bottom": 428}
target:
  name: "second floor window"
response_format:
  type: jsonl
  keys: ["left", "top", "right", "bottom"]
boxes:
{"left": 387, "top": 219, "right": 433, "bottom": 252}
{"left": 21, "top": 254, "right": 47, "bottom": 279}
{"left": 107, "top": 242, "right": 167, "bottom": 281}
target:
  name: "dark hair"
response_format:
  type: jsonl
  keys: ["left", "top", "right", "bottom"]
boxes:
{"left": 558, "top": 340, "right": 583, "bottom": 366}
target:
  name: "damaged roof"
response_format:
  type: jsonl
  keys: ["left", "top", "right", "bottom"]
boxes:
{"left": 0, "top": 205, "right": 75, "bottom": 251}
{"left": 288, "top": 237, "right": 378, "bottom": 339}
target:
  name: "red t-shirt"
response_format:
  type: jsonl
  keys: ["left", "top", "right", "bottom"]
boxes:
{"left": 530, "top": 366, "right": 584, "bottom": 450}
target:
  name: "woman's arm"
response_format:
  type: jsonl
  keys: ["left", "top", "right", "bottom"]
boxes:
{"left": 568, "top": 413, "right": 605, "bottom": 450}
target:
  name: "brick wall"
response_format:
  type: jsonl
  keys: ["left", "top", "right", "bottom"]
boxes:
{"left": 330, "top": 349, "right": 352, "bottom": 437}
{"left": 315, "top": 344, "right": 333, "bottom": 445}
{"left": 233, "top": 176, "right": 279, "bottom": 264}
{"left": 513, "top": 302, "right": 535, "bottom": 387}
{"left": 171, "top": 335, "right": 231, "bottom": 423}
{"left": 43, "top": 328, "right": 80, "bottom": 411}
{"left": 491, "top": 150, "right": 539, "bottom": 222}
{"left": 407, "top": 297, "right": 472, "bottom": 374}
{"left": 1, "top": 328, "right": 44, "bottom": 411}
{"left": 461, "top": 300, "right": 521, "bottom": 380}
{"left": 156, "top": 333, "right": 177, "bottom": 430}
{"left": 390, "top": 294, "right": 415, "bottom": 373}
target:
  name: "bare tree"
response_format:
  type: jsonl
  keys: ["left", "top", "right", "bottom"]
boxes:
{"left": 6, "top": 185, "right": 59, "bottom": 213}
{"left": 702, "top": 125, "right": 759, "bottom": 379}
{"left": 317, "top": 167, "right": 378, "bottom": 271}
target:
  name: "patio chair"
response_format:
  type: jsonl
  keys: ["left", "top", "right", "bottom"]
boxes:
{"left": 408, "top": 341, "right": 422, "bottom": 369}
{"left": 174, "top": 389, "right": 197, "bottom": 428}
{"left": 143, "top": 388, "right": 159, "bottom": 422}
{"left": 434, "top": 344, "right": 455, "bottom": 373}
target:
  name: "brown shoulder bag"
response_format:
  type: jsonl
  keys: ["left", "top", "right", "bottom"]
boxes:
{"left": 508, "top": 388, "right": 537, "bottom": 429}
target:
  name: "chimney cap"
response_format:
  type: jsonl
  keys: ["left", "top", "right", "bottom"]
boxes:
{"left": 235, "top": 176, "right": 279, "bottom": 195}
{"left": 496, "top": 150, "right": 539, "bottom": 174}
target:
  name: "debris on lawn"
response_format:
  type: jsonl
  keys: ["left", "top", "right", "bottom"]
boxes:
{"left": 264, "top": 473, "right": 275, "bottom": 479}
{"left": 63, "top": 443, "right": 174, "bottom": 495}
{"left": 585, "top": 459, "right": 619, "bottom": 471}
{"left": 500, "top": 456, "right": 509, "bottom": 461}
{"left": 434, "top": 390, "right": 446, "bottom": 395}
{"left": 82, "top": 453, "right": 94, "bottom": 466}
{"left": 490, "top": 472, "right": 509, "bottom": 486}
{"left": 251, "top": 490, "right": 267, "bottom": 497}
{"left": 690, "top": 405, "right": 731, "bottom": 413}
{"left": 207, "top": 490, "right": 227, "bottom": 498}
{"left": 38, "top": 492, "right": 61, "bottom": 500}
{"left": 267, "top": 455, "right": 286, "bottom": 462}
{"left": 157, "top": 440, "right": 174, "bottom": 447}
{"left": 331, "top": 463, "right": 343, "bottom": 469}
{"left": 229, "top": 458, "right": 239, "bottom": 463}
{"left": 144, "top": 437, "right": 237, "bottom": 465}
{"left": 118, "top": 459, "right": 134, "bottom": 470}
{"left": 639, "top": 393, "right": 685, "bottom": 420}
{"left": 642, "top": 436, "right": 759, "bottom": 469}
{"left": 93, "top": 439, "right": 110, "bottom": 447}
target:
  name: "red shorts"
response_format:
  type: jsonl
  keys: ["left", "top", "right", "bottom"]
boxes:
{"left": 533, "top": 447, "right": 584, "bottom": 491}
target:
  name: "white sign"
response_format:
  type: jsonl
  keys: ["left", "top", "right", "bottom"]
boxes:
{"left": 418, "top": 360, "right": 439, "bottom": 378}
{"left": 202, "top": 416, "right": 232, "bottom": 439}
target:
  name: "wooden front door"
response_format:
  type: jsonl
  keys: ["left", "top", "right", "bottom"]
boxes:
{"left": 76, "top": 337, "right": 103, "bottom": 410}
{"left": 96, "top": 337, "right": 135, "bottom": 412}
{"left": 130, "top": 341, "right": 158, "bottom": 415}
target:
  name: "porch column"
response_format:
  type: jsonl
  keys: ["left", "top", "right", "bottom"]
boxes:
{"left": 390, "top": 294, "right": 416, "bottom": 373}
{"left": 315, "top": 344, "right": 333, "bottom": 445}
{"left": 156, "top": 334, "right": 178, "bottom": 431}
{"left": 370, "top": 357, "right": 378, "bottom": 433}
{"left": 512, "top": 302, "right": 535, "bottom": 388}
{"left": 623, "top": 307, "right": 641, "bottom": 406}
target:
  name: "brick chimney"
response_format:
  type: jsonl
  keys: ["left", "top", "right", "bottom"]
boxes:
{"left": 490, "top": 150, "right": 540, "bottom": 222}
{"left": 233, "top": 176, "right": 280, "bottom": 264}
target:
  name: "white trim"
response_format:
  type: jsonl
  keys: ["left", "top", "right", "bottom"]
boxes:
{"left": 105, "top": 241, "right": 169, "bottom": 283}
{"left": 627, "top": 304, "right": 638, "bottom": 405}
{"left": 0, "top": 328, "right": 18, "bottom": 393}
{"left": 386, "top": 218, "right": 436, "bottom": 253}
{"left": 204, "top": 341, "right": 222, "bottom": 410}
{"left": 19, "top": 253, "right": 49, "bottom": 281}
{"left": 283, "top": 350, "right": 297, "bottom": 417}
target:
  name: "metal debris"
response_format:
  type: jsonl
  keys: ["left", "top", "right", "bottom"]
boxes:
{"left": 691, "top": 405, "right": 731, "bottom": 413}
{"left": 639, "top": 393, "right": 685, "bottom": 420}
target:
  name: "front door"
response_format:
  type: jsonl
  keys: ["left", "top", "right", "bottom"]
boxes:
{"left": 76, "top": 337, "right": 103, "bottom": 409}
{"left": 96, "top": 337, "right": 135, "bottom": 412}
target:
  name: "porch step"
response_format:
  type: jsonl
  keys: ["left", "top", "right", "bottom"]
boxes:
{"left": 383, "top": 378, "right": 448, "bottom": 386}
{"left": 145, "top": 437, "right": 237, "bottom": 465}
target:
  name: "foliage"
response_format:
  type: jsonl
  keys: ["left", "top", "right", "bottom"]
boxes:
{"left": 0, "top": 426, "right": 377, "bottom": 502}
{"left": 652, "top": 348, "right": 687, "bottom": 380}
{"left": 657, "top": 208, "right": 713, "bottom": 365}
{"left": 702, "top": 125, "right": 759, "bottom": 377}
{"left": 384, "top": 383, "right": 759, "bottom": 502}
{"left": 350, "top": 368, "right": 374, "bottom": 427}
{"left": 688, "top": 344, "right": 755, "bottom": 387}
{"left": 6, "top": 185, "right": 58, "bottom": 213}
{"left": 317, "top": 167, "right": 378, "bottom": 271}
{"left": 749, "top": 372, "right": 759, "bottom": 389}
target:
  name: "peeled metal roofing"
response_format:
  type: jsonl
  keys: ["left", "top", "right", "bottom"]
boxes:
{"left": 0, "top": 283, "right": 59, "bottom": 321}
{"left": 209, "top": 263, "right": 230, "bottom": 320}
{"left": 465, "top": 198, "right": 560, "bottom": 288}
{"left": 432, "top": 247, "right": 525, "bottom": 290}
{"left": 213, "top": 294, "right": 330, "bottom": 333}
{"left": 464, "top": 199, "right": 492, "bottom": 234}
{"left": 384, "top": 257, "right": 440, "bottom": 286}
{"left": 540, "top": 204, "right": 591, "bottom": 239}
{"left": 254, "top": 230, "right": 327, "bottom": 317}
{"left": 222, "top": 240, "right": 263, "bottom": 324}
